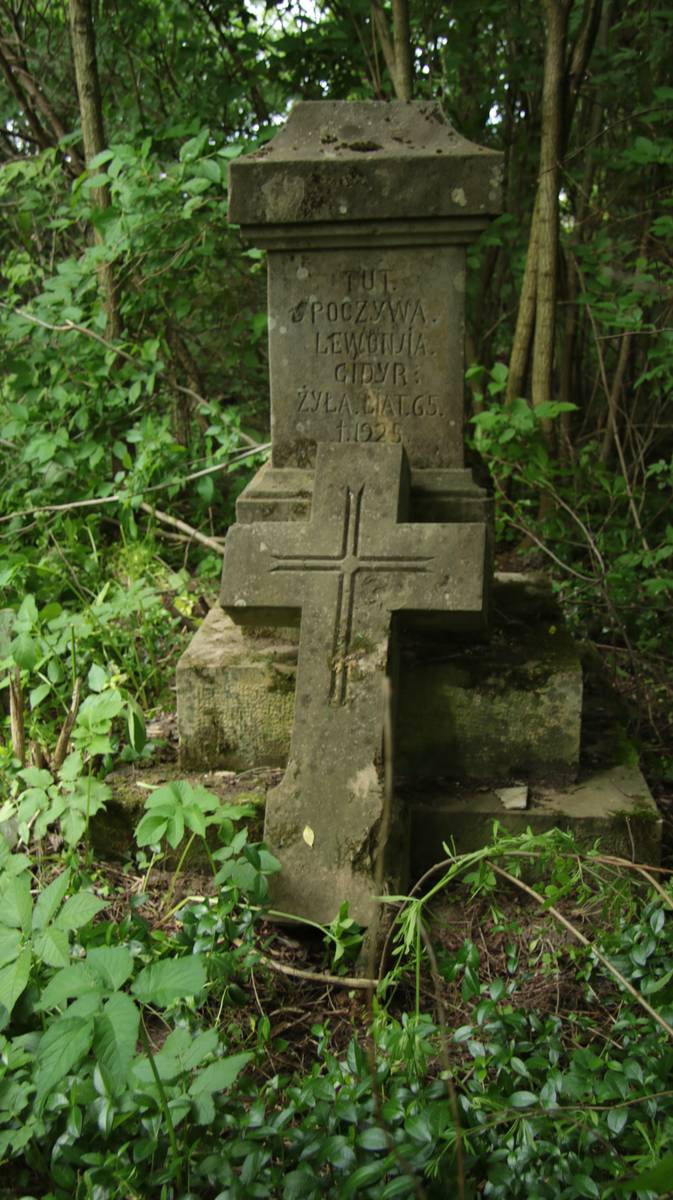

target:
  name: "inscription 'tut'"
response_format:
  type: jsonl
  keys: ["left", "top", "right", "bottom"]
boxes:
{"left": 343, "top": 268, "right": 392, "bottom": 294}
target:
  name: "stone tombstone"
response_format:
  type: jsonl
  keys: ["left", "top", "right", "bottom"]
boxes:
{"left": 219, "top": 101, "right": 503, "bottom": 924}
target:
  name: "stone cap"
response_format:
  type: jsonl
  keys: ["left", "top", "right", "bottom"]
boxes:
{"left": 229, "top": 101, "right": 503, "bottom": 228}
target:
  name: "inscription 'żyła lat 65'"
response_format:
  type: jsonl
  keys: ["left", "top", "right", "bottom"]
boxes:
{"left": 269, "top": 248, "right": 466, "bottom": 469}
{"left": 220, "top": 443, "right": 487, "bottom": 924}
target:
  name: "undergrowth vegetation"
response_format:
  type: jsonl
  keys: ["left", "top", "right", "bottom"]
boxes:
{"left": 0, "top": 817, "right": 672, "bottom": 1198}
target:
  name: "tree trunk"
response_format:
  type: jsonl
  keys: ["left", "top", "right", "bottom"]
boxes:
{"left": 531, "top": 0, "right": 570, "bottom": 444}
{"left": 392, "top": 0, "right": 413, "bottom": 99}
{"left": 371, "top": 0, "right": 413, "bottom": 100}
{"left": 68, "top": 0, "right": 121, "bottom": 339}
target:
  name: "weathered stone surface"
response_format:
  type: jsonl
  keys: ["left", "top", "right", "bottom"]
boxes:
{"left": 177, "top": 608, "right": 297, "bottom": 771}
{"left": 177, "top": 576, "right": 582, "bottom": 785}
{"left": 219, "top": 441, "right": 487, "bottom": 923}
{"left": 396, "top": 625, "right": 582, "bottom": 785}
{"left": 268, "top": 246, "right": 467, "bottom": 470}
{"left": 407, "top": 766, "right": 662, "bottom": 875}
{"left": 229, "top": 101, "right": 502, "bottom": 228}
{"left": 236, "top": 460, "right": 492, "bottom": 526}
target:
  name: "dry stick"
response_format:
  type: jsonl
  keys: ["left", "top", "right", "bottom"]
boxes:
{"left": 232, "top": 939, "right": 376, "bottom": 990}
{"left": 52, "top": 677, "right": 82, "bottom": 772}
{"left": 488, "top": 862, "right": 673, "bottom": 1042}
{"left": 9, "top": 667, "right": 25, "bottom": 766}
{"left": 418, "top": 923, "right": 465, "bottom": 1200}
{"left": 139, "top": 502, "right": 225, "bottom": 556}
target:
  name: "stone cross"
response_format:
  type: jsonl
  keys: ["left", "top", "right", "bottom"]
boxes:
{"left": 220, "top": 441, "right": 486, "bottom": 924}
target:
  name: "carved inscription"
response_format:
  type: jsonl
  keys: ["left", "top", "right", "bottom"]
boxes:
{"left": 288, "top": 267, "right": 443, "bottom": 444}
{"left": 268, "top": 247, "right": 464, "bottom": 468}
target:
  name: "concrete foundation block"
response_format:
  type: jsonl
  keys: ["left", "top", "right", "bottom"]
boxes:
{"left": 407, "top": 765, "right": 662, "bottom": 877}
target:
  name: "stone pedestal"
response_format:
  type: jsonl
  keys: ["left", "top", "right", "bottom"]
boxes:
{"left": 178, "top": 576, "right": 583, "bottom": 786}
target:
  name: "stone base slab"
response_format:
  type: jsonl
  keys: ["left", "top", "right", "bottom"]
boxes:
{"left": 407, "top": 765, "right": 662, "bottom": 877}
{"left": 177, "top": 576, "right": 583, "bottom": 783}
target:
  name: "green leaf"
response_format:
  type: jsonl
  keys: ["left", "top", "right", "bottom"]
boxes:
{"left": 572, "top": 1175, "right": 599, "bottom": 1198}
{"left": 135, "top": 812, "right": 168, "bottom": 847}
{"left": 87, "top": 664, "right": 108, "bottom": 692}
{"left": 38, "top": 962, "right": 100, "bottom": 1009}
{"left": 0, "top": 946, "right": 31, "bottom": 1015}
{"left": 32, "top": 869, "right": 71, "bottom": 931}
{"left": 188, "top": 1052, "right": 252, "bottom": 1095}
{"left": 0, "top": 927, "right": 21, "bottom": 968}
{"left": 93, "top": 992, "right": 139, "bottom": 1096}
{"left": 182, "top": 1028, "right": 219, "bottom": 1070}
{"left": 11, "top": 633, "right": 37, "bottom": 670}
{"left": 33, "top": 927, "right": 70, "bottom": 968}
{"left": 87, "top": 945, "right": 134, "bottom": 991}
{"left": 35, "top": 1014, "right": 95, "bottom": 1106}
{"left": 0, "top": 875, "right": 32, "bottom": 931}
{"left": 508, "top": 1090, "right": 538, "bottom": 1108}
{"left": 132, "top": 954, "right": 206, "bottom": 1007}
{"left": 607, "top": 1107, "right": 628, "bottom": 1135}
{"left": 18, "top": 766, "right": 53, "bottom": 789}
{"left": 126, "top": 699, "right": 146, "bottom": 752}
{"left": 357, "top": 1126, "right": 389, "bottom": 1151}
{"left": 29, "top": 682, "right": 50, "bottom": 710}
{"left": 53, "top": 891, "right": 107, "bottom": 931}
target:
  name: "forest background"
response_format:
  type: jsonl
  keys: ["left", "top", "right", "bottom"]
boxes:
{"left": 1, "top": 2, "right": 673, "bottom": 1198}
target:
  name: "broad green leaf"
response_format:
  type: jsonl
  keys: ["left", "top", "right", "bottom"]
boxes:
{"left": 33, "top": 927, "right": 70, "bottom": 968}
{"left": 18, "top": 767, "right": 52, "bottom": 789}
{"left": 0, "top": 946, "right": 31, "bottom": 1015}
{"left": 132, "top": 954, "right": 206, "bottom": 1007}
{"left": 32, "top": 869, "right": 71, "bottom": 931}
{"left": 607, "top": 1107, "right": 628, "bottom": 1135}
{"left": 59, "top": 809, "right": 87, "bottom": 847}
{"left": 35, "top": 1015, "right": 94, "bottom": 1105}
{"left": 0, "top": 927, "right": 21, "bottom": 968}
{"left": 0, "top": 875, "right": 32, "bottom": 931}
{"left": 87, "top": 664, "right": 108, "bottom": 692}
{"left": 135, "top": 813, "right": 169, "bottom": 846}
{"left": 182, "top": 1028, "right": 219, "bottom": 1070}
{"left": 93, "top": 993, "right": 139, "bottom": 1096}
{"left": 508, "top": 1090, "right": 538, "bottom": 1108}
{"left": 356, "top": 1126, "right": 389, "bottom": 1151}
{"left": 87, "top": 946, "right": 134, "bottom": 991}
{"left": 29, "top": 682, "right": 50, "bottom": 710}
{"left": 53, "top": 891, "right": 107, "bottom": 931}
{"left": 166, "top": 809, "right": 185, "bottom": 849}
{"left": 11, "top": 633, "right": 37, "bottom": 670}
{"left": 188, "top": 1052, "right": 252, "bottom": 1095}
{"left": 38, "top": 962, "right": 100, "bottom": 1009}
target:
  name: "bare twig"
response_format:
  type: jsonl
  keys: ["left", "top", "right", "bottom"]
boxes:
{"left": 488, "top": 863, "right": 673, "bottom": 1041}
{"left": 52, "top": 677, "right": 82, "bottom": 772}
{"left": 139, "top": 502, "right": 225, "bottom": 556}
{"left": 232, "top": 939, "right": 376, "bottom": 989}
{"left": 9, "top": 667, "right": 25, "bottom": 766}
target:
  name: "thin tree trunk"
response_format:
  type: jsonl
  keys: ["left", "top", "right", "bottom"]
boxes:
{"left": 531, "top": 0, "right": 570, "bottom": 445}
{"left": 392, "top": 0, "right": 413, "bottom": 99}
{"left": 506, "top": 191, "right": 540, "bottom": 407}
{"left": 371, "top": 0, "right": 413, "bottom": 100}
{"left": 68, "top": 0, "right": 121, "bottom": 339}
